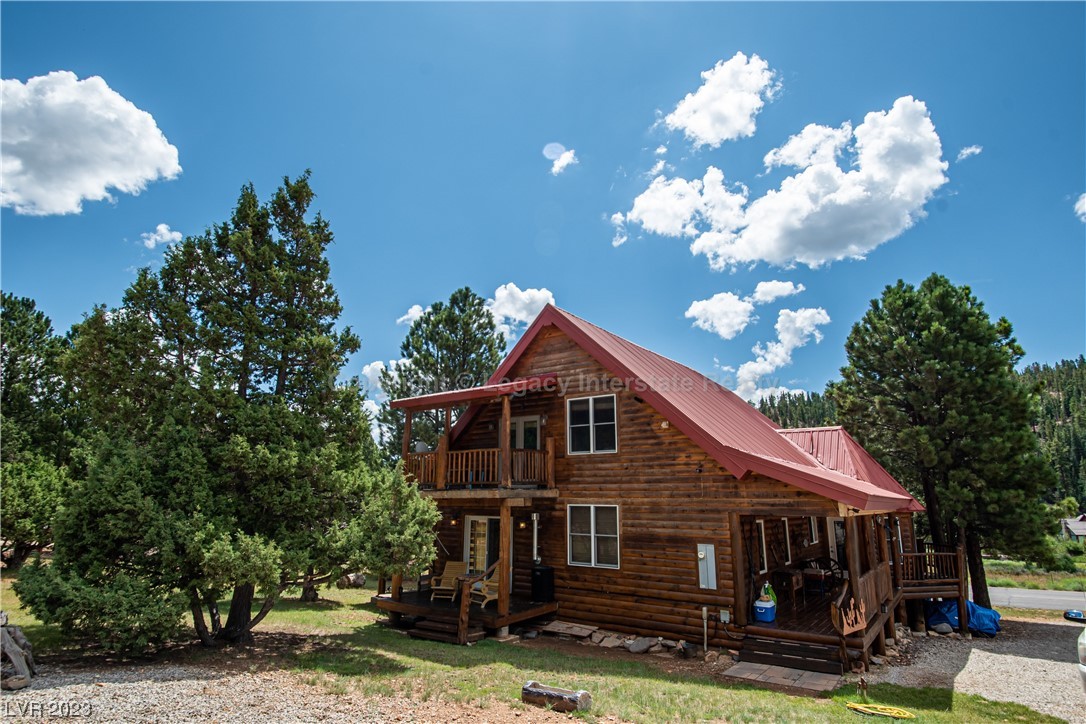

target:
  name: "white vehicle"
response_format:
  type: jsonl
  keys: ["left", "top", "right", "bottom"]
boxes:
{"left": 1066, "top": 610, "right": 1086, "bottom": 692}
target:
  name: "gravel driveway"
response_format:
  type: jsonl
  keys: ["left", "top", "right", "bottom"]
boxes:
{"left": 863, "top": 616, "right": 1084, "bottom": 723}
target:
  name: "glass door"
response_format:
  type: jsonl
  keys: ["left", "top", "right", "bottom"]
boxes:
{"left": 464, "top": 516, "right": 513, "bottom": 589}
{"left": 510, "top": 416, "right": 541, "bottom": 449}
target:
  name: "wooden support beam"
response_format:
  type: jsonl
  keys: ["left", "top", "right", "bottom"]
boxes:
{"left": 845, "top": 517, "right": 863, "bottom": 601}
{"left": 402, "top": 411, "right": 412, "bottom": 460}
{"left": 545, "top": 437, "right": 556, "bottom": 489}
{"left": 730, "top": 512, "right": 748, "bottom": 626}
{"left": 956, "top": 544, "right": 969, "bottom": 635}
{"left": 391, "top": 574, "right": 403, "bottom": 601}
{"left": 445, "top": 407, "right": 452, "bottom": 436}
{"left": 889, "top": 515, "right": 903, "bottom": 589}
{"left": 500, "top": 395, "right": 512, "bottom": 488}
{"left": 435, "top": 435, "right": 448, "bottom": 490}
{"left": 499, "top": 499, "right": 512, "bottom": 616}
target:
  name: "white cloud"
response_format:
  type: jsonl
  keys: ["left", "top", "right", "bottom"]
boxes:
{"left": 734, "top": 307, "right": 831, "bottom": 402}
{"left": 1, "top": 71, "right": 181, "bottom": 216}
{"left": 1075, "top": 193, "right": 1086, "bottom": 223}
{"left": 956, "top": 145, "right": 983, "bottom": 162}
{"left": 647, "top": 159, "right": 667, "bottom": 177}
{"left": 764, "top": 122, "right": 852, "bottom": 170}
{"left": 685, "top": 292, "right": 755, "bottom": 340}
{"left": 627, "top": 173, "right": 715, "bottom": 238}
{"left": 628, "top": 96, "right": 949, "bottom": 271}
{"left": 140, "top": 223, "right": 182, "bottom": 249}
{"left": 664, "top": 52, "right": 779, "bottom": 149}
{"left": 486, "top": 283, "right": 555, "bottom": 340}
{"left": 749, "top": 280, "right": 805, "bottom": 304}
{"left": 551, "top": 149, "right": 578, "bottom": 175}
{"left": 395, "top": 304, "right": 429, "bottom": 326}
{"left": 610, "top": 212, "right": 629, "bottom": 247}
{"left": 655, "top": 145, "right": 668, "bottom": 156}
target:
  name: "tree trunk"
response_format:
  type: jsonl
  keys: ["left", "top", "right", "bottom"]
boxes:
{"left": 1, "top": 543, "right": 37, "bottom": 569}
{"left": 920, "top": 474, "right": 946, "bottom": 549}
{"left": 965, "top": 528, "right": 990, "bottom": 608}
{"left": 217, "top": 584, "right": 255, "bottom": 644}
{"left": 300, "top": 565, "right": 319, "bottom": 602}
{"left": 190, "top": 594, "right": 216, "bottom": 647}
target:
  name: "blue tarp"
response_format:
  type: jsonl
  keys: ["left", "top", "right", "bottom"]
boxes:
{"left": 925, "top": 599, "right": 1002, "bottom": 636}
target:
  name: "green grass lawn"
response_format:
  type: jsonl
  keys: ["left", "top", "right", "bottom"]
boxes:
{"left": 0, "top": 575, "right": 1062, "bottom": 723}
{"left": 985, "top": 556, "right": 1086, "bottom": 592}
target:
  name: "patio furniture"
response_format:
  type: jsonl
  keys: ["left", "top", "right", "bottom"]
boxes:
{"left": 772, "top": 568, "right": 806, "bottom": 610}
{"left": 800, "top": 557, "right": 843, "bottom": 599}
{"left": 470, "top": 576, "right": 500, "bottom": 609}
{"left": 430, "top": 560, "right": 469, "bottom": 601}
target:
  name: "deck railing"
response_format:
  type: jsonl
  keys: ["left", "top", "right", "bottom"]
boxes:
{"left": 900, "top": 548, "right": 961, "bottom": 585}
{"left": 404, "top": 439, "right": 554, "bottom": 489}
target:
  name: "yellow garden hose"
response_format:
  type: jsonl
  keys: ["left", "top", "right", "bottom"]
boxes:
{"left": 846, "top": 702, "right": 916, "bottom": 719}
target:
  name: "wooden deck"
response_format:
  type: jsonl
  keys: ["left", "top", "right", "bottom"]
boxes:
{"left": 372, "top": 588, "right": 558, "bottom": 631}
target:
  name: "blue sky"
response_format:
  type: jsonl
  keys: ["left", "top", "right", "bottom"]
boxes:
{"left": 3, "top": 2, "right": 1084, "bottom": 404}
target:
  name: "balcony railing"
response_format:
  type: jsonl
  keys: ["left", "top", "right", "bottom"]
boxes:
{"left": 404, "top": 438, "right": 555, "bottom": 490}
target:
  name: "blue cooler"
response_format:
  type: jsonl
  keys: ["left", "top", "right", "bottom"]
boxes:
{"left": 753, "top": 598, "right": 777, "bottom": 623}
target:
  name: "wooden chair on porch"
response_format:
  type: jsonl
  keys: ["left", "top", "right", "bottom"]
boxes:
{"left": 430, "top": 560, "right": 469, "bottom": 601}
{"left": 470, "top": 575, "right": 500, "bottom": 609}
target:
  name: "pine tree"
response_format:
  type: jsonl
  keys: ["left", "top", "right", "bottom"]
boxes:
{"left": 16, "top": 173, "right": 435, "bottom": 651}
{"left": 833, "top": 274, "right": 1055, "bottom": 608}
{"left": 377, "top": 287, "right": 504, "bottom": 459}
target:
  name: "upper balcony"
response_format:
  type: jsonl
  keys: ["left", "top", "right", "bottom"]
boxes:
{"left": 392, "top": 373, "right": 559, "bottom": 497}
{"left": 404, "top": 440, "right": 555, "bottom": 490}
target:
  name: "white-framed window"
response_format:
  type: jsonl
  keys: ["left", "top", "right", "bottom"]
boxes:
{"left": 808, "top": 516, "right": 819, "bottom": 544}
{"left": 781, "top": 517, "right": 792, "bottom": 564}
{"left": 755, "top": 519, "right": 768, "bottom": 574}
{"left": 895, "top": 517, "right": 904, "bottom": 554}
{"left": 568, "top": 504, "right": 620, "bottom": 568}
{"left": 567, "top": 394, "right": 617, "bottom": 454}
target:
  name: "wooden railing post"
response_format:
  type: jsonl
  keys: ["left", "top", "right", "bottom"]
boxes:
{"left": 435, "top": 435, "right": 448, "bottom": 490}
{"left": 956, "top": 544, "right": 969, "bottom": 635}
{"left": 545, "top": 437, "right": 556, "bottom": 489}
{"left": 391, "top": 574, "right": 403, "bottom": 601}
{"left": 500, "top": 395, "right": 512, "bottom": 488}
{"left": 457, "top": 579, "right": 471, "bottom": 645}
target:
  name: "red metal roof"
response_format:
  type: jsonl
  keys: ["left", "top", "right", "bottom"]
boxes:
{"left": 390, "top": 373, "right": 558, "bottom": 410}
{"left": 778, "top": 427, "right": 925, "bottom": 512}
{"left": 445, "top": 304, "right": 920, "bottom": 513}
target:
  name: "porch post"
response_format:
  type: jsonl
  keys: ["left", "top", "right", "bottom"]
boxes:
{"left": 500, "top": 395, "right": 512, "bottom": 488}
{"left": 401, "top": 409, "right": 412, "bottom": 460}
{"left": 435, "top": 434, "right": 448, "bottom": 490}
{"left": 391, "top": 574, "right": 402, "bottom": 602}
{"left": 499, "top": 499, "right": 512, "bottom": 616}
{"left": 845, "top": 516, "right": 863, "bottom": 600}
{"left": 729, "top": 512, "right": 748, "bottom": 626}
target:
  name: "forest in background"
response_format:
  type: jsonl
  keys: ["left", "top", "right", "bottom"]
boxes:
{"left": 757, "top": 355, "right": 1086, "bottom": 511}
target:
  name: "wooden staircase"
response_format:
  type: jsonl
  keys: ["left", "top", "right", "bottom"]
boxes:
{"left": 738, "top": 636, "right": 845, "bottom": 675}
{"left": 407, "top": 616, "right": 485, "bottom": 644}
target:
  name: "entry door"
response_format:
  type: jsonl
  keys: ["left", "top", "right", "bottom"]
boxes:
{"left": 464, "top": 516, "right": 513, "bottom": 589}
{"left": 827, "top": 517, "right": 847, "bottom": 566}
{"left": 510, "top": 416, "right": 541, "bottom": 450}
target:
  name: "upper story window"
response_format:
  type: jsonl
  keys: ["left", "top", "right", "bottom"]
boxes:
{"left": 567, "top": 394, "right": 617, "bottom": 454}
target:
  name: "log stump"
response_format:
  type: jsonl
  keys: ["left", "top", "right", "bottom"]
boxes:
{"left": 521, "top": 680, "right": 591, "bottom": 713}
{"left": 1, "top": 612, "right": 36, "bottom": 691}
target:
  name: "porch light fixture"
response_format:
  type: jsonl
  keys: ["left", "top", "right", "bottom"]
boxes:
{"left": 449, "top": 514, "right": 460, "bottom": 527}
{"left": 518, "top": 519, "right": 528, "bottom": 530}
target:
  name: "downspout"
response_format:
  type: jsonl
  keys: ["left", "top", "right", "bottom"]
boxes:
{"left": 531, "top": 512, "right": 540, "bottom": 564}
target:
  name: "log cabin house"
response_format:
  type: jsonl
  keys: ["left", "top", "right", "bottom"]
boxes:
{"left": 374, "top": 305, "right": 965, "bottom": 673}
